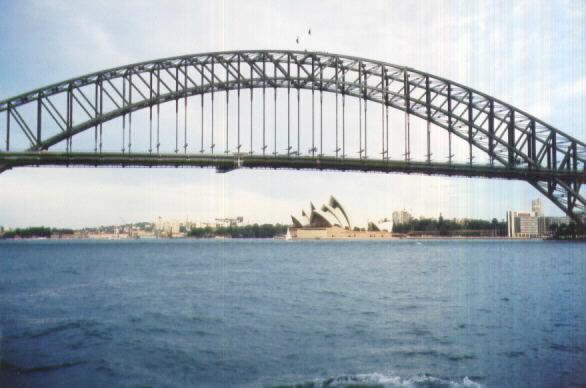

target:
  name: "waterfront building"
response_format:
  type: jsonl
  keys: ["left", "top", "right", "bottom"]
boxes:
{"left": 288, "top": 196, "right": 397, "bottom": 240}
{"left": 155, "top": 217, "right": 194, "bottom": 238}
{"left": 291, "top": 196, "right": 352, "bottom": 230}
{"left": 507, "top": 198, "right": 570, "bottom": 238}
{"left": 392, "top": 209, "right": 413, "bottom": 226}
{"left": 537, "top": 216, "right": 571, "bottom": 236}
{"left": 507, "top": 211, "right": 538, "bottom": 238}
{"left": 286, "top": 225, "right": 396, "bottom": 240}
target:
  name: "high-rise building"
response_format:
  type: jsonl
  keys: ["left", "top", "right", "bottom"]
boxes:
{"left": 392, "top": 209, "right": 413, "bottom": 226}
{"left": 531, "top": 198, "right": 543, "bottom": 217}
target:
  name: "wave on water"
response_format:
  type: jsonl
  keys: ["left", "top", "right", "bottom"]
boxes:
{"left": 25, "top": 319, "right": 98, "bottom": 339}
{"left": 275, "top": 373, "right": 482, "bottom": 388}
{"left": 0, "top": 360, "right": 86, "bottom": 375}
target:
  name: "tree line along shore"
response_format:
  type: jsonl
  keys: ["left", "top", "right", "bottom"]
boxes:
{"left": 1, "top": 218, "right": 584, "bottom": 240}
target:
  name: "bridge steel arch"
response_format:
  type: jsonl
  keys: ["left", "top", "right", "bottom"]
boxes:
{"left": 0, "top": 50, "right": 585, "bottom": 224}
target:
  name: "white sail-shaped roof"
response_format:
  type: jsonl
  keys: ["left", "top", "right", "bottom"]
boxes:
{"left": 321, "top": 204, "right": 344, "bottom": 227}
{"left": 309, "top": 210, "right": 334, "bottom": 227}
{"left": 328, "top": 196, "right": 351, "bottom": 229}
{"left": 290, "top": 196, "right": 352, "bottom": 229}
{"left": 291, "top": 216, "right": 303, "bottom": 228}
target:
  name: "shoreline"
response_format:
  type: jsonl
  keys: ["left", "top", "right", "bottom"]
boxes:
{"left": 1, "top": 235, "right": 578, "bottom": 242}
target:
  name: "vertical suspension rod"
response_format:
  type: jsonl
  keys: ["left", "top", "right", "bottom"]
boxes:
{"left": 262, "top": 58, "right": 266, "bottom": 155}
{"left": 68, "top": 88, "right": 72, "bottom": 152}
{"left": 99, "top": 80, "right": 103, "bottom": 153}
{"left": 359, "top": 63, "right": 362, "bottom": 159}
{"left": 311, "top": 56, "right": 315, "bottom": 157}
{"left": 488, "top": 99, "right": 494, "bottom": 165}
{"left": 274, "top": 63, "right": 277, "bottom": 156}
{"left": 237, "top": 57, "right": 241, "bottom": 155}
{"left": 385, "top": 68, "right": 389, "bottom": 161}
{"left": 226, "top": 61, "right": 230, "bottom": 154}
{"left": 93, "top": 84, "right": 98, "bottom": 153}
{"left": 174, "top": 67, "right": 179, "bottom": 153}
{"left": 69, "top": 87, "right": 74, "bottom": 152}
{"left": 156, "top": 68, "right": 161, "bottom": 154}
{"left": 68, "top": 89, "right": 73, "bottom": 152}
{"left": 426, "top": 75, "right": 431, "bottom": 163}
{"left": 5, "top": 106, "right": 10, "bottom": 151}
{"left": 381, "top": 66, "right": 385, "bottom": 160}
{"left": 404, "top": 70, "right": 410, "bottom": 162}
{"left": 447, "top": 83, "right": 452, "bottom": 163}
{"left": 363, "top": 64, "right": 368, "bottom": 159}
{"left": 287, "top": 55, "right": 291, "bottom": 156}
{"left": 128, "top": 73, "right": 132, "bottom": 154}
{"left": 184, "top": 63, "right": 188, "bottom": 154}
{"left": 335, "top": 58, "right": 339, "bottom": 158}
{"left": 250, "top": 63, "right": 253, "bottom": 154}
{"left": 342, "top": 68, "right": 345, "bottom": 158}
{"left": 200, "top": 64, "right": 204, "bottom": 153}
{"left": 211, "top": 58, "right": 215, "bottom": 154}
{"left": 122, "top": 77, "right": 126, "bottom": 154}
{"left": 468, "top": 90, "right": 474, "bottom": 165}
{"left": 405, "top": 112, "right": 410, "bottom": 162}
{"left": 297, "top": 61, "right": 300, "bottom": 156}
{"left": 320, "top": 64, "right": 323, "bottom": 156}
{"left": 149, "top": 72, "right": 153, "bottom": 154}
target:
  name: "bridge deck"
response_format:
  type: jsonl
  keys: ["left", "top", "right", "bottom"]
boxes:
{"left": 1, "top": 152, "right": 584, "bottom": 182}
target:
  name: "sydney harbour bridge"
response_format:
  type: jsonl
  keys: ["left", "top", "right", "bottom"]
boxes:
{"left": 0, "top": 50, "right": 585, "bottom": 224}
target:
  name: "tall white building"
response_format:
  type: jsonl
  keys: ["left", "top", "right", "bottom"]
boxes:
{"left": 392, "top": 209, "right": 413, "bottom": 226}
{"left": 531, "top": 199, "right": 543, "bottom": 217}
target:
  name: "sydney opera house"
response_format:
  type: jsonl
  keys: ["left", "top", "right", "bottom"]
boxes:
{"left": 287, "top": 196, "right": 396, "bottom": 240}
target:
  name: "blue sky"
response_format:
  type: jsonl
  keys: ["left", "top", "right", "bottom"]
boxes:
{"left": 0, "top": 0, "right": 585, "bottom": 228}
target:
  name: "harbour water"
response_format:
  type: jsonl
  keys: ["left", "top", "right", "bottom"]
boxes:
{"left": 0, "top": 239, "right": 585, "bottom": 387}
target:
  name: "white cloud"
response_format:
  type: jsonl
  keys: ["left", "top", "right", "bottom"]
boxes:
{"left": 559, "top": 75, "right": 586, "bottom": 98}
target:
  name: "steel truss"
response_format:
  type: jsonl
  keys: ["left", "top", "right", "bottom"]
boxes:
{"left": 0, "top": 50, "right": 585, "bottom": 223}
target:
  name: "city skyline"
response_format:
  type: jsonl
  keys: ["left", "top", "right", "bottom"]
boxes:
{"left": 0, "top": 194, "right": 552, "bottom": 231}
{"left": 1, "top": 1, "right": 585, "bottom": 228}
